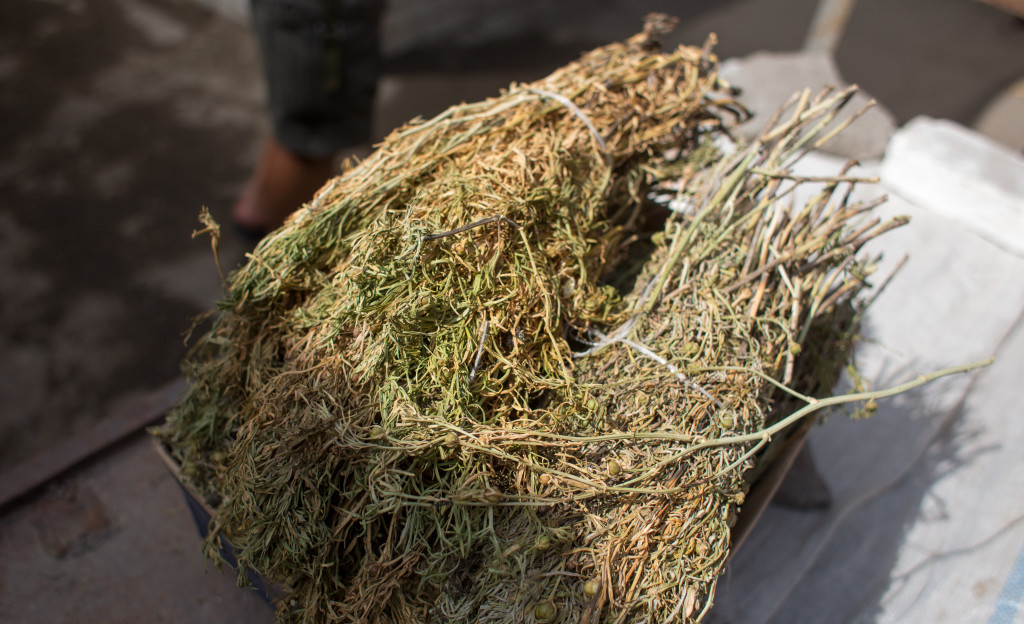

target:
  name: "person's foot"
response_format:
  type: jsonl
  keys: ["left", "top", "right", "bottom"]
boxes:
{"left": 233, "top": 138, "right": 334, "bottom": 236}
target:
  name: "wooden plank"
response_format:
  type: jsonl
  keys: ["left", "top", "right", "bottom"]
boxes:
{"left": 0, "top": 377, "right": 187, "bottom": 511}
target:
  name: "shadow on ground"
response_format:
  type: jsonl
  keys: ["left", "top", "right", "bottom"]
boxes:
{"left": 0, "top": 0, "right": 261, "bottom": 470}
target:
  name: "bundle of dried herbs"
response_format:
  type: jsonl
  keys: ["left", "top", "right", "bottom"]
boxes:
{"left": 157, "top": 16, "right": 959, "bottom": 624}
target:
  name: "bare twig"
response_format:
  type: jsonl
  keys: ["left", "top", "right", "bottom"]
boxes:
{"left": 422, "top": 215, "right": 520, "bottom": 242}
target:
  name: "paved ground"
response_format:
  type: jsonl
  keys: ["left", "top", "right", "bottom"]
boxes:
{"left": 0, "top": 434, "right": 275, "bottom": 623}
{"left": 0, "top": 0, "right": 261, "bottom": 472}
{"left": 0, "top": 0, "right": 1021, "bottom": 621}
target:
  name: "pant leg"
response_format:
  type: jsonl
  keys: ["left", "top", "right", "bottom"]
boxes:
{"left": 250, "top": 0, "right": 385, "bottom": 158}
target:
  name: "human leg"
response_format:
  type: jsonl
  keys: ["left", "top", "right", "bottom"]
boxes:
{"left": 236, "top": 0, "right": 384, "bottom": 235}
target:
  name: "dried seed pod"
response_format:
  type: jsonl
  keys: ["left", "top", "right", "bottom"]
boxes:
{"left": 607, "top": 459, "right": 622, "bottom": 476}
{"left": 533, "top": 600, "right": 557, "bottom": 623}
{"left": 724, "top": 505, "right": 737, "bottom": 528}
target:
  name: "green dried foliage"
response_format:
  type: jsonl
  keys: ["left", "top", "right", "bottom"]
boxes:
{"left": 158, "top": 18, "right": 904, "bottom": 624}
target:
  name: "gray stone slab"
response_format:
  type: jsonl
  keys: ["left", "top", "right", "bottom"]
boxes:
{"left": 719, "top": 50, "right": 897, "bottom": 161}
{"left": 974, "top": 77, "right": 1024, "bottom": 153}
{"left": 881, "top": 116, "right": 1024, "bottom": 258}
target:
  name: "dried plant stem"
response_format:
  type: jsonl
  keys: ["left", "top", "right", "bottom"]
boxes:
{"left": 157, "top": 19, "right": 950, "bottom": 624}
{"left": 703, "top": 358, "right": 994, "bottom": 450}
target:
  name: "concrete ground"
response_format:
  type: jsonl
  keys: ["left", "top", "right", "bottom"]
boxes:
{"left": 0, "top": 0, "right": 1022, "bottom": 621}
